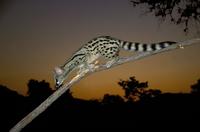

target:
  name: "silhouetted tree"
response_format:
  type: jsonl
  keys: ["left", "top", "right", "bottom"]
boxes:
{"left": 191, "top": 79, "right": 200, "bottom": 94}
{"left": 118, "top": 76, "right": 161, "bottom": 102}
{"left": 27, "top": 79, "right": 73, "bottom": 104}
{"left": 27, "top": 79, "right": 53, "bottom": 97}
{"left": 27, "top": 79, "right": 54, "bottom": 104}
{"left": 102, "top": 94, "right": 124, "bottom": 105}
{"left": 130, "top": 0, "right": 200, "bottom": 32}
{"left": 118, "top": 76, "right": 148, "bottom": 101}
{"left": 0, "top": 85, "right": 26, "bottom": 131}
{"left": 0, "top": 85, "right": 23, "bottom": 100}
{"left": 140, "top": 89, "right": 161, "bottom": 102}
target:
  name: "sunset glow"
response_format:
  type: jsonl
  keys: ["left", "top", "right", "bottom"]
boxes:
{"left": 0, "top": 0, "right": 200, "bottom": 99}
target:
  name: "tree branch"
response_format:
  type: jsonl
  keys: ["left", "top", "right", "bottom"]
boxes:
{"left": 10, "top": 38, "right": 200, "bottom": 132}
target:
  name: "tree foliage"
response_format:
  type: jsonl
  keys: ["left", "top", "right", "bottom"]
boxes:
{"left": 102, "top": 94, "right": 124, "bottom": 105}
{"left": 118, "top": 76, "right": 161, "bottom": 102}
{"left": 27, "top": 79, "right": 73, "bottom": 102}
{"left": 27, "top": 79, "right": 53, "bottom": 98}
{"left": 118, "top": 76, "right": 147, "bottom": 101}
{"left": 191, "top": 79, "right": 200, "bottom": 94}
{"left": 130, "top": 0, "right": 200, "bottom": 32}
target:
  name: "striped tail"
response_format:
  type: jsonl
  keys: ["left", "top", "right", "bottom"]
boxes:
{"left": 120, "top": 41, "right": 176, "bottom": 52}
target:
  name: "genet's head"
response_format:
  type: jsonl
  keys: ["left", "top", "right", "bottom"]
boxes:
{"left": 53, "top": 66, "right": 65, "bottom": 88}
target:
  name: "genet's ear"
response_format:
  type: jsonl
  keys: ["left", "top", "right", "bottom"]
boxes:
{"left": 54, "top": 66, "right": 64, "bottom": 75}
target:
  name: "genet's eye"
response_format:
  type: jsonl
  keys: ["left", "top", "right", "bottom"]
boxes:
{"left": 55, "top": 79, "right": 60, "bottom": 88}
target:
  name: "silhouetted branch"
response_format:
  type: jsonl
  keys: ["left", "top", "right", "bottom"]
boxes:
{"left": 10, "top": 38, "right": 200, "bottom": 132}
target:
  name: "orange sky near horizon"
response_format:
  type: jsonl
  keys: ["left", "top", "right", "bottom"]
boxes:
{"left": 0, "top": 0, "right": 200, "bottom": 100}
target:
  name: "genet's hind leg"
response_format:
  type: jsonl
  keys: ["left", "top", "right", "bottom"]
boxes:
{"left": 77, "top": 61, "right": 98, "bottom": 75}
{"left": 105, "top": 51, "right": 120, "bottom": 68}
{"left": 87, "top": 60, "right": 99, "bottom": 70}
{"left": 100, "top": 47, "right": 120, "bottom": 68}
{"left": 106, "top": 56, "right": 119, "bottom": 68}
{"left": 85, "top": 53, "right": 100, "bottom": 71}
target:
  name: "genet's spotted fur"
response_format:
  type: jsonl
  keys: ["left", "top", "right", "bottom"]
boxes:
{"left": 53, "top": 36, "right": 176, "bottom": 88}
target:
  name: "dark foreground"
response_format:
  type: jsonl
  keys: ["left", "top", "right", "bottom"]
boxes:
{"left": 1, "top": 86, "right": 200, "bottom": 131}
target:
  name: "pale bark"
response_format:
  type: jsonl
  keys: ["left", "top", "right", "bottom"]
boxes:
{"left": 10, "top": 38, "right": 200, "bottom": 132}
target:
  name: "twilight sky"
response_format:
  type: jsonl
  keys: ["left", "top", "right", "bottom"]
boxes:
{"left": 0, "top": 0, "right": 200, "bottom": 99}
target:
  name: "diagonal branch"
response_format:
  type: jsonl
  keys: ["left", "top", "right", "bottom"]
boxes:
{"left": 9, "top": 38, "right": 200, "bottom": 132}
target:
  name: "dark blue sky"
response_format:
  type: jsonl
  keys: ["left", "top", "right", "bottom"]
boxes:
{"left": 0, "top": 0, "right": 200, "bottom": 99}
